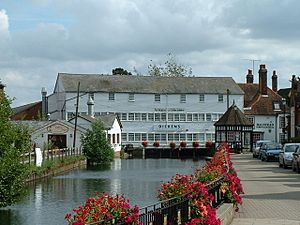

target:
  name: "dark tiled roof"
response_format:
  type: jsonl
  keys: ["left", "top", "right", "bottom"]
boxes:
{"left": 56, "top": 73, "right": 244, "bottom": 95}
{"left": 215, "top": 104, "right": 253, "bottom": 126}
{"left": 238, "top": 83, "right": 283, "bottom": 115}
{"left": 12, "top": 101, "right": 41, "bottom": 114}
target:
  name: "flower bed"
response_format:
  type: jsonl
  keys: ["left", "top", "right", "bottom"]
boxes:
{"left": 65, "top": 143, "right": 243, "bottom": 225}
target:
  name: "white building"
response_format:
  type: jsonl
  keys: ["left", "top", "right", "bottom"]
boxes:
{"left": 13, "top": 120, "right": 86, "bottom": 151}
{"left": 69, "top": 114, "right": 122, "bottom": 152}
{"left": 48, "top": 73, "right": 244, "bottom": 147}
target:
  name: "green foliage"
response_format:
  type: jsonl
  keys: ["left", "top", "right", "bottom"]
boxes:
{"left": 81, "top": 120, "right": 114, "bottom": 164}
{"left": 148, "top": 53, "right": 192, "bottom": 77}
{"left": 112, "top": 67, "right": 132, "bottom": 75}
{"left": 0, "top": 91, "right": 31, "bottom": 207}
{"left": 290, "top": 136, "right": 300, "bottom": 143}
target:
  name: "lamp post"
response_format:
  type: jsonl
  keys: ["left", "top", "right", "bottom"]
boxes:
{"left": 282, "top": 98, "right": 286, "bottom": 142}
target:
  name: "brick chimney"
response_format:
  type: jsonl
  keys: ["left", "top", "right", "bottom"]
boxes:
{"left": 246, "top": 69, "right": 254, "bottom": 83}
{"left": 272, "top": 70, "right": 278, "bottom": 92}
{"left": 259, "top": 64, "right": 268, "bottom": 95}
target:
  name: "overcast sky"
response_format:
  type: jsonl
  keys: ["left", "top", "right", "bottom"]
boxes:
{"left": 1, "top": 0, "right": 300, "bottom": 107}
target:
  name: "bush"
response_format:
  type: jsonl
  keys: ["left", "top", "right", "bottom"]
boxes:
{"left": 81, "top": 120, "right": 114, "bottom": 164}
{"left": 169, "top": 142, "right": 176, "bottom": 149}
{"left": 153, "top": 141, "right": 160, "bottom": 147}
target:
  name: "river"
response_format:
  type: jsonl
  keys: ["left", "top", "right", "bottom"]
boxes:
{"left": 0, "top": 158, "right": 205, "bottom": 225}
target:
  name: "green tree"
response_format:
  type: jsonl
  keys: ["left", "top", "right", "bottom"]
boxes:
{"left": 112, "top": 67, "right": 132, "bottom": 75}
{"left": 148, "top": 53, "right": 192, "bottom": 77}
{"left": 81, "top": 120, "right": 114, "bottom": 164}
{"left": 0, "top": 91, "right": 30, "bottom": 207}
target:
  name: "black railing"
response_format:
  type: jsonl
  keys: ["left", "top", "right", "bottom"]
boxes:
{"left": 85, "top": 179, "right": 225, "bottom": 225}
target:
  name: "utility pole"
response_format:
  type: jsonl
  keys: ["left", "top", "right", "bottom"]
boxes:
{"left": 73, "top": 82, "right": 80, "bottom": 149}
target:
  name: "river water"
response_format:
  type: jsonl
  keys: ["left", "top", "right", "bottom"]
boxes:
{"left": 0, "top": 158, "right": 205, "bottom": 225}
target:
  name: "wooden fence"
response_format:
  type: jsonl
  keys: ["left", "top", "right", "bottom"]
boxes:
{"left": 21, "top": 147, "right": 83, "bottom": 165}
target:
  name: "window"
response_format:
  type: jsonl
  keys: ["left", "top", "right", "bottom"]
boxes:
{"left": 141, "top": 133, "right": 147, "bottom": 141}
{"left": 155, "top": 133, "right": 161, "bottom": 141}
{"left": 135, "top": 133, "right": 141, "bottom": 141}
{"left": 279, "top": 116, "right": 285, "bottom": 129}
{"left": 109, "top": 93, "right": 115, "bottom": 101}
{"left": 148, "top": 113, "right": 154, "bottom": 121}
{"left": 129, "top": 93, "right": 135, "bottom": 101}
{"left": 187, "top": 134, "right": 193, "bottom": 141}
{"left": 187, "top": 114, "right": 192, "bottom": 121}
{"left": 161, "top": 134, "right": 166, "bottom": 141}
{"left": 199, "top": 133, "right": 205, "bottom": 142}
{"left": 148, "top": 134, "right": 154, "bottom": 141}
{"left": 141, "top": 113, "right": 147, "bottom": 121}
{"left": 247, "top": 116, "right": 255, "bottom": 125}
{"left": 128, "top": 133, "right": 134, "bottom": 141}
{"left": 180, "top": 94, "right": 186, "bottom": 103}
{"left": 128, "top": 113, "right": 134, "bottom": 121}
{"left": 180, "top": 134, "right": 186, "bottom": 141}
{"left": 117, "top": 134, "right": 120, "bottom": 143}
{"left": 212, "top": 113, "right": 218, "bottom": 121}
{"left": 218, "top": 94, "right": 223, "bottom": 102}
{"left": 206, "top": 113, "right": 212, "bottom": 121}
{"left": 199, "top": 113, "right": 205, "bottom": 121}
{"left": 161, "top": 113, "right": 166, "bottom": 121}
{"left": 168, "top": 113, "right": 174, "bottom": 122}
{"left": 154, "top": 94, "right": 160, "bottom": 102}
{"left": 112, "top": 134, "right": 116, "bottom": 143}
{"left": 155, "top": 113, "right": 160, "bottom": 121}
{"left": 199, "top": 94, "right": 205, "bottom": 102}
{"left": 121, "top": 133, "right": 127, "bottom": 141}
{"left": 174, "top": 114, "right": 180, "bottom": 121}
{"left": 193, "top": 113, "right": 199, "bottom": 121}
{"left": 273, "top": 102, "right": 280, "bottom": 111}
{"left": 121, "top": 113, "right": 127, "bottom": 121}
{"left": 135, "top": 113, "right": 141, "bottom": 121}
{"left": 180, "top": 113, "right": 186, "bottom": 121}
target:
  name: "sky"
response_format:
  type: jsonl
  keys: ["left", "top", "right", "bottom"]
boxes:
{"left": 1, "top": 0, "right": 300, "bottom": 107}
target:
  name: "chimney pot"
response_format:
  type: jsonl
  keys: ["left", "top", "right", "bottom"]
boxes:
{"left": 272, "top": 70, "right": 278, "bottom": 92}
{"left": 259, "top": 64, "right": 268, "bottom": 95}
{"left": 246, "top": 69, "right": 254, "bottom": 83}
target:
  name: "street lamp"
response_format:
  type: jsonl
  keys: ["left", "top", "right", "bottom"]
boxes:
{"left": 282, "top": 98, "right": 286, "bottom": 142}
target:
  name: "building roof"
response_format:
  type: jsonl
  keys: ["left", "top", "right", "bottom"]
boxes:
{"left": 55, "top": 73, "right": 244, "bottom": 95}
{"left": 238, "top": 83, "right": 284, "bottom": 115}
{"left": 12, "top": 101, "right": 41, "bottom": 115}
{"left": 12, "top": 120, "right": 86, "bottom": 133}
{"left": 69, "top": 114, "right": 122, "bottom": 130}
{"left": 215, "top": 103, "right": 253, "bottom": 126}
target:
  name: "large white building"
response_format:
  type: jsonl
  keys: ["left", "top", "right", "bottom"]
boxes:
{"left": 48, "top": 74, "right": 244, "bottom": 147}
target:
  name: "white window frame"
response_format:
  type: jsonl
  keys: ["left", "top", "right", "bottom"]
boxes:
{"left": 180, "top": 94, "right": 186, "bottom": 103}
{"left": 218, "top": 94, "right": 224, "bottom": 102}
{"left": 154, "top": 94, "right": 161, "bottom": 102}
{"left": 109, "top": 92, "right": 115, "bottom": 101}
{"left": 129, "top": 93, "right": 135, "bottom": 101}
{"left": 199, "top": 94, "right": 205, "bottom": 102}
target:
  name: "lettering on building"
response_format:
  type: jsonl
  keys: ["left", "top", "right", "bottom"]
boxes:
{"left": 154, "top": 108, "right": 185, "bottom": 112}
{"left": 153, "top": 124, "right": 184, "bottom": 131}
{"left": 256, "top": 122, "right": 274, "bottom": 129}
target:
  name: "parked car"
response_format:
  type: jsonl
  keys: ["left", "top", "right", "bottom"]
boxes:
{"left": 292, "top": 146, "right": 300, "bottom": 173}
{"left": 279, "top": 143, "right": 300, "bottom": 168}
{"left": 253, "top": 140, "right": 271, "bottom": 158}
{"left": 260, "top": 142, "right": 282, "bottom": 162}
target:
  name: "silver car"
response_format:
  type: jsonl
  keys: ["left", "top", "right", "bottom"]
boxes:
{"left": 279, "top": 143, "right": 300, "bottom": 168}
{"left": 253, "top": 140, "right": 271, "bottom": 158}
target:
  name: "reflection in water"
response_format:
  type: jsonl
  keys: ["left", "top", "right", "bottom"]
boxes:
{"left": 0, "top": 158, "right": 205, "bottom": 225}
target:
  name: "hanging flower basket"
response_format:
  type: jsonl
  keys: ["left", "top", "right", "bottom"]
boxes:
{"left": 180, "top": 141, "right": 187, "bottom": 148}
{"left": 169, "top": 142, "right": 176, "bottom": 149}
{"left": 142, "top": 140, "right": 148, "bottom": 147}
{"left": 192, "top": 141, "right": 200, "bottom": 148}
{"left": 153, "top": 141, "right": 160, "bottom": 147}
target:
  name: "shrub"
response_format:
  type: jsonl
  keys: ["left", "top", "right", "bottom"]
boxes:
{"left": 142, "top": 140, "right": 148, "bottom": 147}
{"left": 180, "top": 141, "right": 187, "bottom": 148}
{"left": 193, "top": 141, "right": 200, "bottom": 148}
{"left": 81, "top": 120, "right": 114, "bottom": 164}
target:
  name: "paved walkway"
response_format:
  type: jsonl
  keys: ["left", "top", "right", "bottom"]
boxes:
{"left": 230, "top": 153, "right": 300, "bottom": 225}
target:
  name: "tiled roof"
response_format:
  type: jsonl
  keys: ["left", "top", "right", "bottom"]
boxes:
{"left": 12, "top": 101, "right": 41, "bottom": 114}
{"left": 238, "top": 83, "right": 283, "bottom": 115}
{"left": 215, "top": 104, "right": 253, "bottom": 126}
{"left": 56, "top": 73, "right": 244, "bottom": 95}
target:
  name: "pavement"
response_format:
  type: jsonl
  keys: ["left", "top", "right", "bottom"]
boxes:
{"left": 229, "top": 153, "right": 300, "bottom": 225}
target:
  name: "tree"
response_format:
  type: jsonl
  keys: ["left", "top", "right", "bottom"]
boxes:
{"left": 148, "top": 53, "right": 192, "bottom": 77}
{"left": 112, "top": 67, "right": 132, "bottom": 76}
{"left": 81, "top": 120, "right": 114, "bottom": 164}
{"left": 0, "top": 90, "right": 31, "bottom": 207}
